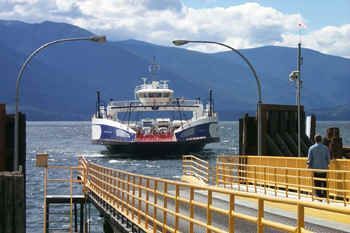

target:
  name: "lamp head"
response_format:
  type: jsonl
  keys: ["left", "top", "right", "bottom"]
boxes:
{"left": 289, "top": 70, "right": 299, "bottom": 81}
{"left": 91, "top": 35, "right": 107, "bottom": 43}
{"left": 172, "top": 40, "right": 189, "bottom": 46}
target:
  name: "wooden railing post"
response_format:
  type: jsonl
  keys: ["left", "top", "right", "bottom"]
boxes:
{"left": 215, "top": 163, "right": 219, "bottom": 186}
{"left": 285, "top": 168, "right": 288, "bottom": 198}
{"left": 138, "top": 177, "right": 142, "bottom": 225}
{"left": 228, "top": 194, "right": 235, "bottom": 233}
{"left": 153, "top": 180, "right": 158, "bottom": 233}
{"left": 122, "top": 173, "right": 125, "bottom": 212}
{"left": 254, "top": 166, "right": 257, "bottom": 193}
{"left": 343, "top": 171, "right": 346, "bottom": 206}
{"left": 297, "top": 203, "right": 304, "bottom": 233}
{"left": 174, "top": 184, "right": 180, "bottom": 232}
{"left": 126, "top": 174, "right": 130, "bottom": 215}
{"left": 132, "top": 176, "right": 136, "bottom": 219}
{"left": 206, "top": 190, "right": 212, "bottom": 233}
{"left": 327, "top": 173, "right": 330, "bottom": 204}
{"left": 145, "top": 179, "right": 150, "bottom": 229}
{"left": 263, "top": 167, "right": 267, "bottom": 195}
{"left": 207, "top": 162, "right": 211, "bottom": 184}
{"left": 189, "top": 187, "right": 194, "bottom": 233}
{"left": 274, "top": 167, "right": 277, "bottom": 197}
{"left": 162, "top": 183, "right": 168, "bottom": 233}
{"left": 297, "top": 169, "right": 301, "bottom": 200}
{"left": 223, "top": 161, "right": 226, "bottom": 188}
{"left": 257, "top": 199, "right": 264, "bottom": 233}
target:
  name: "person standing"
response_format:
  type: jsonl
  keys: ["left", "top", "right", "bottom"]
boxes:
{"left": 307, "top": 134, "right": 331, "bottom": 199}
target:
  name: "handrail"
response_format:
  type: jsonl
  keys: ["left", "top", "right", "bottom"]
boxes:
{"left": 80, "top": 158, "right": 350, "bottom": 233}
{"left": 215, "top": 157, "right": 350, "bottom": 206}
{"left": 43, "top": 163, "right": 84, "bottom": 233}
{"left": 109, "top": 99, "right": 201, "bottom": 108}
{"left": 182, "top": 155, "right": 209, "bottom": 183}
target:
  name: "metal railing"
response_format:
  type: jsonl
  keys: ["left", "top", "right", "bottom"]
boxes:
{"left": 182, "top": 155, "right": 209, "bottom": 184}
{"left": 215, "top": 156, "right": 350, "bottom": 205}
{"left": 80, "top": 157, "right": 350, "bottom": 233}
{"left": 135, "top": 82, "right": 170, "bottom": 91}
{"left": 43, "top": 164, "right": 84, "bottom": 233}
{"left": 109, "top": 99, "right": 201, "bottom": 108}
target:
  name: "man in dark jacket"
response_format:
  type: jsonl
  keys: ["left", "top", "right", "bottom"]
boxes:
{"left": 307, "top": 134, "right": 331, "bottom": 198}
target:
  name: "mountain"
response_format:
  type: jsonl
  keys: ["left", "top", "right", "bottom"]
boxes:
{"left": 0, "top": 20, "right": 207, "bottom": 120}
{"left": 116, "top": 40, "right": 350, "bottom": 109}
{"left": 0, "top": 20, "right": 349, "bottom": 120}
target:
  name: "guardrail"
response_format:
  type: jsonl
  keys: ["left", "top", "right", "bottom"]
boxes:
{"left": 182, "top": 155, "right": 209, "bottom": 184}
{"left": 216, "top": 156, "right": 350, "bottom": 205}
{"left": 109, "top": 99, "right": 201, "bottom": 108}
{"left": 43, "top": 164, "right": 84, "bottom": 233}
{"left": 80, "top": 157, "right": 350, "bottom": 233}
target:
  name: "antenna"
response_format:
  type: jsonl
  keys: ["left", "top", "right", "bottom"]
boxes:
{"left": 148, "top": 56, "right": 160, "bottom": 78}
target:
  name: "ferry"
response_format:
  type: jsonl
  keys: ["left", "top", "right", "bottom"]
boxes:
{"left": 91, "top": 61, "right": 219, "bottom": 154}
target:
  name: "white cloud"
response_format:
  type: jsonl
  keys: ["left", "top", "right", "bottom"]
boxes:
{"left": 277, "top": 24, "right": 350, "bottom": 58}
{"left": 0, "top": 0, "right": 349, "bottom": 57}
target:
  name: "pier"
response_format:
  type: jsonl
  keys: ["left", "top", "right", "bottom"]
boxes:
{"left": 0, "top": 104, "right": 26, "bottom": 233}
{"left": 40, "top": 155, "right": 350, "bottom": 233}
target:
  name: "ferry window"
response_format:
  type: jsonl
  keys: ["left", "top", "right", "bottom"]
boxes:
{"left": 162, "top": 93, "right": 170, "bottom": 98}
{"left": 149, "top": 93, "right": 161, "bottom": 98}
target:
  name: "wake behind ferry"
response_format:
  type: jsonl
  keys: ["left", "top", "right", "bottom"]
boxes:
{"left": 91, "top": 62, "right": 219, "bottom": 154}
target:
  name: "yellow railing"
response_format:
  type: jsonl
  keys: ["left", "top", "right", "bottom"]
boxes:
{"left": 182, "top": 155, "right": 209, "bottom": 184}
{"left": 43, "top": 164, "right": 84, "bottom": 233}
{"left": 216, "top": 156, "right": 350, "bottom": 205}
{"left": 80, "top": 157, "right": 350, "bottom": 233}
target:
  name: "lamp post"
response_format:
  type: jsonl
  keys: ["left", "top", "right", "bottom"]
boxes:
{"left": 172, "top": 40, "right": 263, "bottom": 156}
{"left": 289, "top": 42, "right": 302, "bottom": 157}
{"left": 14, "top": 35, "right": 106, "bottom": 171}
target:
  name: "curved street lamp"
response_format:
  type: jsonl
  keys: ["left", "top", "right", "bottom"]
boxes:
{"left": 14, "top": 35, "right": 107, "bottom": 170}
{"left": 172, "top": 39, "right": 263, "bottom": 156}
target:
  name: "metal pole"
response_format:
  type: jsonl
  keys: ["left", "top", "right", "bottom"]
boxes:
{"left": 297, "top": 42, "right": 302, "bottom": 157}
{"left": 173, "top": 40, "right": 263, "bottom": 155}
{"left": 14, "top": 36, "right": 106, "bottom": 171}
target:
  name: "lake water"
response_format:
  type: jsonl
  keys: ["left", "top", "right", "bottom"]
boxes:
{"left": 26, "top": 121, "right": 350, "bottom": 232}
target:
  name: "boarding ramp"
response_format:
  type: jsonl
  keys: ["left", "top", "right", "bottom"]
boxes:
{"left": 182, "top": 155, "right": 350, "bottom": 232}
{"left": 215, "top": 156, "right": 350, "bottom": 205}
{"left": 81, "top": 157, "right": 350, "bottom": 233}
{"left": 39, "top": 155, "right": 350, "bottom": 233}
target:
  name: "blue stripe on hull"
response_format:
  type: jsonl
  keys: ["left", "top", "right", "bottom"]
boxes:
{"left": 175, "top": 122, "right": 217, "bottom": 141}
{"left": 98, "top": 124, "right": 135, "bottom": 142}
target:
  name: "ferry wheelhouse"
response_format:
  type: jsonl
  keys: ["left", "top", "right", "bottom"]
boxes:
{"left": 91, "top": 64, "right": 219, "bottom": 154}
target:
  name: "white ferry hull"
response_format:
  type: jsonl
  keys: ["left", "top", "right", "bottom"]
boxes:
{"left": 92, "top": 118, "right": 219, "bottom": 154}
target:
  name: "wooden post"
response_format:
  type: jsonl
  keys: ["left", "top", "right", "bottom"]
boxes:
{"left": 0, "top": 104, "right": 5, "bottom": 171}
{"left": 257, "top": 199, "right": 264, "bottom": 233}
{"left": 206, "top": 190, "right": 213, "bottom": 233}
{"left": 174, "top": 184, "right": 180, "bottom": 232}
{"left": 297, "top": 204, "right": 304, "bottom": 233}
{"left": 0, "top": 172, "right": 25, "bottom": 233}
{"left": 228, "top": 194, "right": 235, "bottom": 233}
{"left": 189, "top": 187, "right": 194, "bottom": 233}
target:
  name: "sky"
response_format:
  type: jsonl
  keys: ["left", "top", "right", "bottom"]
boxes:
{"left": 0, "top": 0, "right": 349, "bottom": 57}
